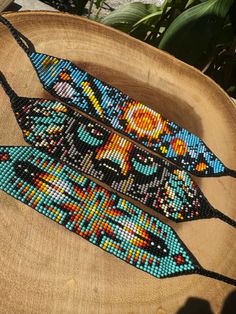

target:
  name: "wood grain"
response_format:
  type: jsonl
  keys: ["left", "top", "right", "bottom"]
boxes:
{"left": 0, "top": 11, "right": 235, "bottom": 314}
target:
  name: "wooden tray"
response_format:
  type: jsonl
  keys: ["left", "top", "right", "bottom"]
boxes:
{"left": 0, "top": 11, "right": 235, "bottom": 314}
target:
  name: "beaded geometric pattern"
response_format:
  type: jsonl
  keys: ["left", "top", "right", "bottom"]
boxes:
{"left": 11, "top": 96, "right": 212, "bottom": 223}
{"left": 0, "top": 16, "right": 235, "bottom": 285}
{"left": 0, "top": 146, "right": 200, "bottom": 280}
{"left": 29, "top": 52, "right": 228, "bottom": 177}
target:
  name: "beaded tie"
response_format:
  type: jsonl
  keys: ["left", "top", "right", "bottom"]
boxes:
{"left": 0, "top": 146, "right": 235, "bottom": 285}
{"left": 0, "top": 72, "right": 235, "bottom": 227}
{"left": 0, "top": 16, "right": 235, "bottom": 178}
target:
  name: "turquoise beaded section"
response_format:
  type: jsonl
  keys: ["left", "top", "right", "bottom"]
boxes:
{"left": 0, "top": 146, "right": 198, "bottom": 279}
{"left": 29, "top": 52, "right": 226, "bottom": 177}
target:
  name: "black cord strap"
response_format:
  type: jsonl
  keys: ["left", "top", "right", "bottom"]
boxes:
{"left": 0, "top": 15, "right": 33, "bottom": 55}
{"left": 214, "top": 209, "right": 236, "bottom": 228}
{"left": 225, "top": 167, "right": 236, "bottom": 178}
{"left": 196, "top": 268, "right": 236, "bottom": 286}
{"left": 0, "top": 71, "right": 18, "bottom": 102}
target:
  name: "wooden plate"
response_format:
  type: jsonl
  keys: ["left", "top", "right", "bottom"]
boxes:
{"left": 0, "top": 11, "right": 235, "bottom": 314}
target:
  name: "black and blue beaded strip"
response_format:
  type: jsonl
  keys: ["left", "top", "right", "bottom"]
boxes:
{"left": 0, "top": 15, "right": 235, "bottom": 178}
{"left": 0, "top": 72, "right": 235, "bottom": 227}
{"left": 0, "top": 146, "right": 235, "bottom": 286}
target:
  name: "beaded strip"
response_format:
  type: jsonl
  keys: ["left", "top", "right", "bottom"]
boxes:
{"left": 0, "top": 146, "right": 235, "bottom": 285}
{"left": 1, "top": 73, "right": 235, "bottom": 227}
{"left": 0, "top": 16, "right": 235, "bottom": 178}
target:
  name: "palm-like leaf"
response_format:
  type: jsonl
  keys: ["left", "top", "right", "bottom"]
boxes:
{"left": 159, "top": 0, "right": 234, "bottom": 68}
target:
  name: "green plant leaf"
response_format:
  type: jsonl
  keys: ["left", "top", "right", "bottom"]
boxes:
{"left": 101, "top": 2, "right": 165, "bottom": 33}
{"left": 95, "top": 0, "right": 103, "bottom": 9}
{"left": 159, "top": 0, "right": 234, "bottom": 69}
{"left": 132, "top": 11, "right": 163, "bottom": 29}
{"left": 186, "top": 0, "right": 203, "bottom": 9}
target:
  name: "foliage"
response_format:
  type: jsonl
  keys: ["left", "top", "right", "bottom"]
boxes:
{"left": 41, "top": 0, "right": 236, "bottom": 97}
{"left": 98, "top": 0, "right": 236, "bottom": 98}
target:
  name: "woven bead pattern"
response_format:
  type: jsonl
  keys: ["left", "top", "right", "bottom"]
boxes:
{"left": 0, "top": 146, "right": 199, "bottom": 279}
{"left": 29, "top": 52, "right": 226, "bottom": 177}
{"left": 12, "top": 97, "right": 212, "bottom": 223}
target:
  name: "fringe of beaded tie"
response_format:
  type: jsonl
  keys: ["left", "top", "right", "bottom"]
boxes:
{"left": 0, "top": 15, "right": 235, "bottom": 178}
{"left": 0, "top": 146, "right": 235, "bottom": 286}
{"left": 0, "top": 72, "right": 235, "bottom": 228}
